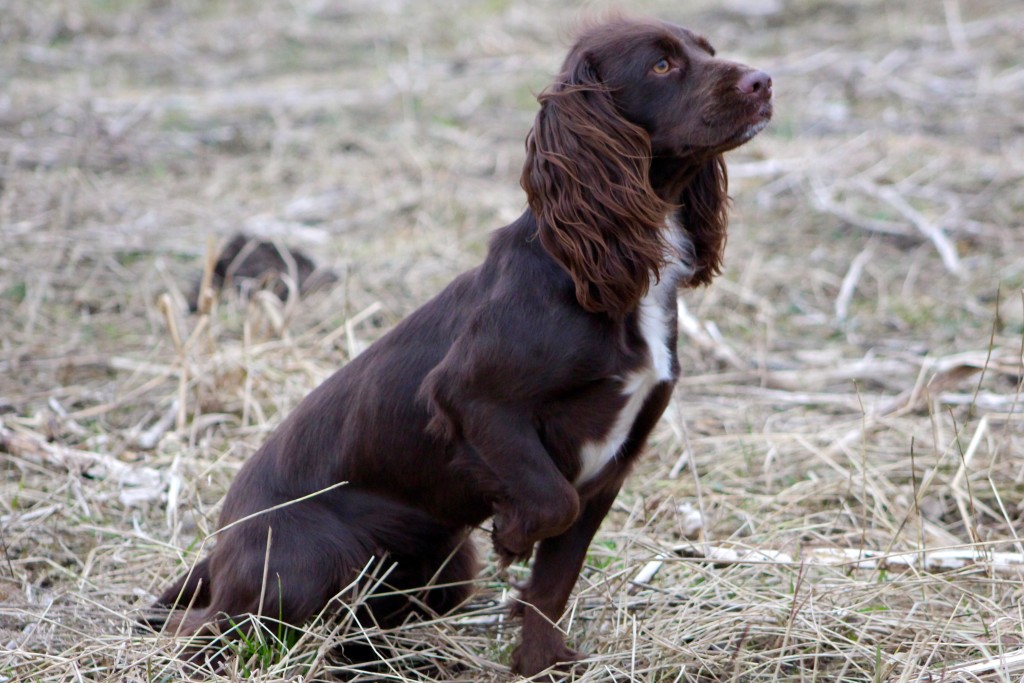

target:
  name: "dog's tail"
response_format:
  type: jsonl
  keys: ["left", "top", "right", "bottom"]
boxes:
{"left": 138, "top": 556, "right": 212, "bottom": 633}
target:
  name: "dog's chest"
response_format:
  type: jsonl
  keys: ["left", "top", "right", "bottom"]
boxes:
{"left": 574, "top": 278, "right": 677, "bottom": 487}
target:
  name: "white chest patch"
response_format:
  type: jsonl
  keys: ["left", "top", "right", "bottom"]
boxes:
{"left": 574, "top": 231, "right": 692, "bottom": 487}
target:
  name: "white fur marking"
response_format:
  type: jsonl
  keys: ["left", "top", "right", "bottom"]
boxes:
{"left": 574, "top": 225, "right": 692, "bottom": 487}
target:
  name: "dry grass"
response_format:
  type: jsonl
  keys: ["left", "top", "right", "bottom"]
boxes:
{"left": 2, "top": 0, "right": 1024, "bottom": 680}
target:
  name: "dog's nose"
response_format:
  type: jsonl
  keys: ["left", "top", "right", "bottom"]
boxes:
{"left": 738, "top": 70, "right": 773, "bottom": 99}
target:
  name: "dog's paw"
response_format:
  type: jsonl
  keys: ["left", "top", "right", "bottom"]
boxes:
{"left": 492, "top": 515, "right": 535, "bottom": 566}
{"left": 493, "top": 533, "right": 535, "bottom": 566}
{"left": 510, "top": 640, "right": 585, "bottom": 679}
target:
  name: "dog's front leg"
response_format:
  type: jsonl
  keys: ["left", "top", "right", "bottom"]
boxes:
{"left": 449, "top": 400, "right": 581, "bottom": 563}
{"left": 509, "top": 481, "right": 622, "bottom": 677}
{"left": 424, "top": 361, "right": 582, "bottom": 561}
{"left": 486, "top": 438, "right": 580, "bottom": 564}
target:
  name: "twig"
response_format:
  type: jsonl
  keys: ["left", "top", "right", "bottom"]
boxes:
{"left": 672, "top": 542, "right": 1024, "bottom": 576}
{"left": 938, "top": 647, "right": 1024, "bottom": 678}
{"left": 631, "top": 556, "right": 667, "bottom": 585}
{"left": 943, "top": 0, "right": 970, "bottom": 56}
{"left": 0, "top": 421, "right": 159, "bottom": 485}
{"left": 676, "top": 297, "right": 746, "bottom": 370}
{"left": 195, "top": 235, "right": 220, "bottom": 316}
{"left": 131, "top": 400, "right": 180, "bottom": 450}
{"left": 855, "top": 179, "right": 963, "bottom": 277}
{"left": 835, "top": 245, "right": 874, "bottom": 324}
{"left": 808, "top": 177, "right": 913, "bottom": 237}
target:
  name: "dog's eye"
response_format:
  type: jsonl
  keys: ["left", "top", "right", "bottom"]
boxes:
{"left": 652, "top": 58, "right": 671, "bottom": 75}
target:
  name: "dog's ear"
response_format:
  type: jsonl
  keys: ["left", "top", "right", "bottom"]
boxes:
{"left": 677, "top": 154, "right": 728, "bottom": 286}
{"left": 521, "top": 50, "right": 668, "bottom": 318}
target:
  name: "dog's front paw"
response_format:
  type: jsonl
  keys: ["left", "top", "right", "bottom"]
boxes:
{"left": 492, "top": 516, "right": 535, "bottom": 566}
{"left": 510, "top": 640, "right": 585, "bottom": 679}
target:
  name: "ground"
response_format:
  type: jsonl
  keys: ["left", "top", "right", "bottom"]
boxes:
{"left": 2, "top": 0, "right": 1023, "bottom": 681}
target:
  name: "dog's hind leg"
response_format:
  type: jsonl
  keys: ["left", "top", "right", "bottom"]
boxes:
{"left": 417, "top": 530, "right": 479, "bottom": 617}
{"left": 159, "top": 489, "right": 479, "bottom": 670}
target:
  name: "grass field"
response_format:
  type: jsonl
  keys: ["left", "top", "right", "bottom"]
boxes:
{"left": 2, "top": 0, "right": 1024, "bottom": 680}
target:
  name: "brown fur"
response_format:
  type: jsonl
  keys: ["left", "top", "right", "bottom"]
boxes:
{"left": 522, "top": 58, "right": 669, "bottom": 318}
{"left": 150, "top": 16, "right": 772, "bottom": 678}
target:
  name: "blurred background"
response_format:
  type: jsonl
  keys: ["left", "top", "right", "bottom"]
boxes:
{"left": 1, "top": 1, "right": 1023, "bottom": 680}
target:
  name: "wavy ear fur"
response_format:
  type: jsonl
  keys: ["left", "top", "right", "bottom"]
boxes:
{"left": 678, "top": 155, "right": 729, "bottom": 287}
{"left": 520, "top": 51, "right": 668, "bottom": 318}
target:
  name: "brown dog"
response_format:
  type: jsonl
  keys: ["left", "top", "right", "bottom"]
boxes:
{"left": 154, "top": 16, "right": 772, "bottom": 677}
